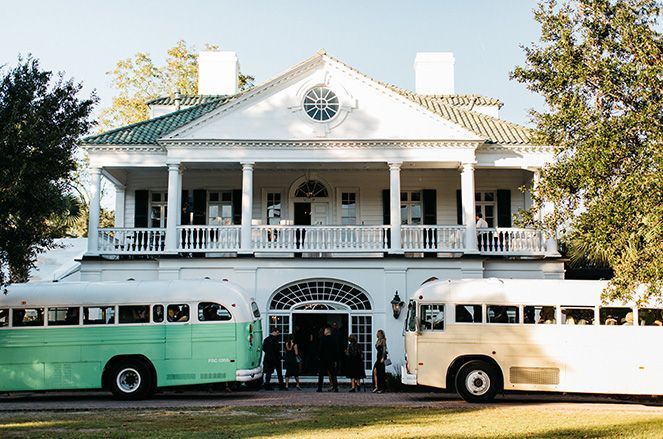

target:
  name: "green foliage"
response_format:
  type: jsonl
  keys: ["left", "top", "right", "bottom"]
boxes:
{"left": 0, "top": 56, "right": 96, "bottom": 285}
{"left": 99, "top": 40, "right": 255, "bottom": 131}
{"left": 512, "top": 0, "right": 662, "bottom": 303}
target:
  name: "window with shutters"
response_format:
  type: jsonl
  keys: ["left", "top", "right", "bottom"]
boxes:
{"left": 208, "top": 191, "right": 234, "bottom": 225}
{"left": 400, "top": 191, "right": 422, "bottom": 225}
{"left": 150, "top": 192, "right": 168, "bottom": 228}
{"left": 475, "top": 191, "right": 496, "bottom": 227}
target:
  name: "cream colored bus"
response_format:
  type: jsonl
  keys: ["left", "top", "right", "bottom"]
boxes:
{"left": 401, "top": 279, "right": 663, "bottom": 402}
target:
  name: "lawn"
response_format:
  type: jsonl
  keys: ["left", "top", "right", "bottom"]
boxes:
{"left": 1, "top": 405, "right": 662, "bottom": 438}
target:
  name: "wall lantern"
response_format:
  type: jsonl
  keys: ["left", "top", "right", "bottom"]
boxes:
{"left": 391, "top": 291, "right": 405, "bottom": 319}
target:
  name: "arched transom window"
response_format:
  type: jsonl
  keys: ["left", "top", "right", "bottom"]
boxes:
{"left": 270, "top": 279, "right": 371, "bottom": 311}
{"left": 294, "top": 180, "right": 329, "bottom": 199}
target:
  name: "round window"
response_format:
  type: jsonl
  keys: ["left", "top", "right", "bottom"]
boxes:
{"left": 303, "top": 87, "right": 340, "bottom": 122}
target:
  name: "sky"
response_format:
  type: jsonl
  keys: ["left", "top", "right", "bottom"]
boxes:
{"left": 1, "top": 0, "right": 545, "bottom": 126}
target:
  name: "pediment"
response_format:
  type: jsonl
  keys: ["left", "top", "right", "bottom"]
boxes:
{"left": 162, "top": 54, "right": 483, "bottom": 143}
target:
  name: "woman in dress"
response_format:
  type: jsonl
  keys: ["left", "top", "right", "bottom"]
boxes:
{"left": 372, "top": 329, "right": 387, "bottom": 393}
{"left": 283, "top": 334, "right": 302, "bottom": 390}
{"left": 345, "top": 334, "right": 365, "bottom": 392}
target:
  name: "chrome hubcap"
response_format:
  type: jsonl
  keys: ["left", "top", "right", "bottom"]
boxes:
{"left": 116, "top": 367, "right": 141, "bottom": 393}
{"left": 465, "top": 370, "right": 490, "bottom": 396}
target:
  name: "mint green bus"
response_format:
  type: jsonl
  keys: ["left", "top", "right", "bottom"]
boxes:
{"left": 0, "top": 279, "right": 262, "bottom": 399}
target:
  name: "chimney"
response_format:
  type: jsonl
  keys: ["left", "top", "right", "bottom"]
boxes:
{"left": 414, "top": 52, "right": 455, "bottom": 95}
{"left": 198, "top": 51, "right": 239, "bottom": 96}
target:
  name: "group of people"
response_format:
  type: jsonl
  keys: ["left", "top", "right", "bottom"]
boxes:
{"left": 262, "top": 326, "right": 389, "bottom": 393}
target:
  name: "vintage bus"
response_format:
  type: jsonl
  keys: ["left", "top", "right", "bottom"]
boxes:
{"left": 401, "top": 278, "right": 663, "bottom": 402}
{"left": 0, "top": 279, "right": 262, "bottom": 399}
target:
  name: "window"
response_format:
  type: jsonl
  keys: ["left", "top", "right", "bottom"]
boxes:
{"left": 341, "top": 192, "right": 357, "bottom": 225}
{"left": 475, "top": 191, "right": 496, "bottom": 227}
{"left": 638, "top": 308, "right": 663, "bottom": 326}
{"left": 167, "top": 304, "right": 189, "bottom": 322}
{"left": 150, "top": 192, "right": 168, "bottom": 228}
{"left": 12, "top": 308, "right": 45, "bottom": 327}
{"left": 153, "top": 305, "right": 164, "bottom": 323}
{"left": 0, "top": 309, "right": 9, "bottom": 327}
{"left": 208, "top": 191, "right": 234, "bottom": 225}
{"left": 48, "top": 307, "right": 80, "bottom": 326}
{"left": 599, "top": 307, "right": 632, "bottom": 325}
{"left": 119, "top": 305, "right": 150, "bottom": 324}
{"left": 295, "top": 180, "right": 328, "bottom": 198}
{"left": 303, "top": 87, "right": 339, "bottom": 121}
{"left": 455, "top": 305, "right": 483, "bottom": 323}
{"left": 198, "top": 302, "right": 232, "bottom": 321}
{"left": 487, "top": 305, "right": 519, "bottom": 324}
{"left": 561, "top": 307, "right": 595, "bottom": 325}
{"left": 251, "top": 302, "right": 261, "bottom": 319}
{"left": 83, "top": 306, "right": 115, "bottom": 325}
{"left": 420, "top": 304, "right": 445, "bottom": 331}
{"left": 266, "top": 192, "right": 282, "bottom": 225}
{"left": 401, "top": 191, "right": 422, "bottom": 225}
{"left": 524, "top": 306, "right": 557, "bottom": 324}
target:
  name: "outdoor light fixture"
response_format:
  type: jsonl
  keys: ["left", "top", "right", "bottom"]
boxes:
{"left": 391, "top": 291, "right": 405, "bottom": 319}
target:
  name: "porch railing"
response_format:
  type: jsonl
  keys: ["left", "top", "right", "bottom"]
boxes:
{"left": 401, "top": 225, "right": 466, "bottom": 252}
{"left": 98, "top": 228, "right": 166, "bottom": 254}
{"left": 477, "top": 228, "right": 546, "bottom": 255}
{"left": 252, "top": 225, "right": 390, "bottom": 252}
{"left": 177, "top": 225, "right": 241, "bottom": 252}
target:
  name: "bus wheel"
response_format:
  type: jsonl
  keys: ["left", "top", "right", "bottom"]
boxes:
{"left": 455, "top": 360, "right": 500, "bottom": 403}
{"left": 110, "top": 361, "right": 152, "bottom": 400}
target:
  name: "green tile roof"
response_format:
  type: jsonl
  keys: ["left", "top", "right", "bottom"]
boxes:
{"left": 146, "top": 95, "right": 226, "bottom": 106}
{"left": 83, "top": 97, "right": 230, "bottom": 145}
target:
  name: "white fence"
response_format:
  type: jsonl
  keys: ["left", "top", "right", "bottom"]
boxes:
{"left": 98, "top": 228, "right": 166, "bottom": 254}
{"left": 477, "top": 228, "right": 546, "bottom": 255}
{"left": 177, "top": 226, "right": 241, "bottom": 252}
{"left": 401, "top": 225, "right": 466, "bottom": 252}
{"left": 252, "top": 225, "right": 390, "bottom": 252}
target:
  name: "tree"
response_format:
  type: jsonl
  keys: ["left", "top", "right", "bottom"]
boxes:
{"left": 0, "top": 56, "right": 96, "bottom": 286}
{"left": 99, "top": 40, "right": 255, "bottom": 130}
{"left": 512, "top": 0, "right": 662, "bottom": 302}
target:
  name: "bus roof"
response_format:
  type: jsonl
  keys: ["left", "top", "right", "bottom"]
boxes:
{"left": 0, "top": 280, "right": 257, "bottom": 320}
{"left": 412, "top": 279, "right": 660, "bottom": 307}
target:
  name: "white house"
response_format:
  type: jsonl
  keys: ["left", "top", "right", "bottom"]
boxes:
{"left": 80, "top": 50, "right": 563, "bottom": 373}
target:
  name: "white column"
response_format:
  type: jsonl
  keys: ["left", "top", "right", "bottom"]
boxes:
{"left": 87, "top": 167, "right": 102, "bottom": 254}
{"left": 461, "top": 163, "right": 478, "bottom": 253}
{"left": 176, "top": 167, "right": 183, "bottom": 226}
{"left": 240, "top": 162, "right": 254, "bottom": 253}
{"left": 114, "top": 187, "right": 125, "bottom": 228}
{"left": 165, "top": 163, "right": 181, "bottom": 252}
{"left": 389, "top": 162, "right": 402, "bottom": 253}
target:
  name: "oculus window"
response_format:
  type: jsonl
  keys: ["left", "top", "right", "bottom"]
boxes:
{"left": 303, "top": 87, "right": 339, "bottom": 121}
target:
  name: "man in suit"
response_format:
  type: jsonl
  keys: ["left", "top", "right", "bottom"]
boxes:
{"left": 316, "top": 326, "right": 339, "bottom": 392}
{"left": 262, "top": 327, "right": 285, "bottom": 390}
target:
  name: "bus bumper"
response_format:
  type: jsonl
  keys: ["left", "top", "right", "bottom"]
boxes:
{"left": 401, "top": 365, "right": 417, "bottom": 386}
{"left": 236, "top": 366, "right": 263, "bottom": 382}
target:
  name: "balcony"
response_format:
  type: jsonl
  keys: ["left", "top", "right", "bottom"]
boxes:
{"left": 96, "top": 225, "right": 550, "bottom": 257}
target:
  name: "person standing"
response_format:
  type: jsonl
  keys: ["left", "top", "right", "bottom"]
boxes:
{"left": 345, "top": 334, "right": 365, "bottom": 392}
{"left": 372, "top": 329, "right": 387, "bottom": 393}
{"left": 316, "top": 327, "right": 339, "bottom": 392}
{"left": 262, "top": 327, "right": 285, "bottom": 390}
{"left": 476, "top": 213, "right": 488, "bottom": 228}
{"left": 283, "top": 334, "right": 302, "bottom": 390}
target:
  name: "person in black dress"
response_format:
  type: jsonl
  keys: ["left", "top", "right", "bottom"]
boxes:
{"left": 345, "top": 334, "right": 365, "bottom": 392}
{"left": 262, "top": 327, "right": 285, "bottom": 390}
{"left": 372, "top": 329, "right": 387, "bottom": 393}
{"left": 283, "top": 334, "right": 302, "bottom": 390}
{"left": 316, "top": 326, "right": 338, "bottom": 392}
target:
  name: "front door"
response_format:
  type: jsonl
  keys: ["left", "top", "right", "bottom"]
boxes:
{"left": 294, "top": 203, "right": 311, "bottom": 226}
{"left": 310, "top": 202, "right": 329, "bottom": 225}
{"left": 291, "top": 312, "right": 349, "bottom": 376}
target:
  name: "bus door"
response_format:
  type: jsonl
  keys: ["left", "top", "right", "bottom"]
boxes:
{"left": 165, "top": 303, "right": 192, "bottom": 359}
{"left": 192, "top": 302, "right": 236, "bottom": 375}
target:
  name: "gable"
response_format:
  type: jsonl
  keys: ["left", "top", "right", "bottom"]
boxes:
{"left": 164, "top": 57, "right": 483, "bottom": 142}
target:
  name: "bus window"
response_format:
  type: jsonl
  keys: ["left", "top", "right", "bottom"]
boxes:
{"left": 83, "top": 306, "right": 115, "bottom": 325}
{"left": 251, "top": 302, "right": 261, "bottom": 319}
{"left": 599, "top": 307, "right": 632, "bottom": 325}
{"left": 48, "top": 307, "right": 80, "bottom": 326}
{"left": 420, "top": 304, "right": 444, "bottom": 331}
{"left": 455, "top": 305, "right": 482, "bottom": 323}
{"left": 0, "top": 309, "right": 8, "bottom": 327}
{"left": 406, "top": 301, "right": 417, "bottom": 332}
{"left": 487, "top": 305, "right": 519, "bottom": 324}
{"left": 638, "top": 308, "right": 663, "bottom": 326}
{"left": 167, "top": 304, "right": 189, "bottom": 322}
{"left": 561, "top": 307, "right": 594, "bottom": 325}
{"left": 199, "top": 302, "right": 232, "bottom": 321}
{"left": 524, "top": 306, "right": 556, "bottom": 324}
{"left": 12, "top": 308, "right": 44, "bottom": 327}
{"left": 119, "top": 305, "right": 149, "bottom": 324}
{"left": 153, "top": 305, "right": 164, "bottom": 323}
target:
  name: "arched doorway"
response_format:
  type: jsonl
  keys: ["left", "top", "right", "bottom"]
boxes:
{"left": 289, "top": 178, "right": 331, "bottom": 226}
{"left": 268, "top": 279, "right": 373, "bottom": 375}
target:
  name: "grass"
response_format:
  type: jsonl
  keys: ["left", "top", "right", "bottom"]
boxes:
{"left": 1, "top": 405, "right": 663, "bottom": 438}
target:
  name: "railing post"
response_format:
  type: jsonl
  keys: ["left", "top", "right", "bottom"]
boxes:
{"left": 87, "top": 167, "right": 102, "bottom": 255}
{"left": 240, "top": 162, "right": 254, "bottom": 254}
{"left": 165, "top": 163, "right": 181, "bottom": 252}
{"left": 461, "top": 162, "right": 479, "bottom": 253}
{"left": 389, "top": 161, "right": 402, "bottom": 253}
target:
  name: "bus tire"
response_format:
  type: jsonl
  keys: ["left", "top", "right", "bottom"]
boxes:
{"left": 109, "top": 360, "right": 153, "bottom": 400}
{"left": 455, "top": 360, "right": 500, "bottom": 403}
